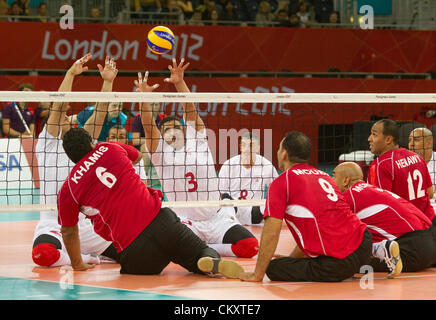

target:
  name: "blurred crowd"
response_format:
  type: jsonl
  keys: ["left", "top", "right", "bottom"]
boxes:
{"left": 0, "top": 0, "right": 341, "bottom": 27}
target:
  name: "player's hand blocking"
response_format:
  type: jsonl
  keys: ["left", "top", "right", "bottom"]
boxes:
{"left": 97, "top": 56, "right": 118, "bottom": 83}
{"left": 134, "top": 71, "right": 160, "bottom": 93}
{"left": 164, "top": 58, "right": 190, "bottom": 85}
{"left": 68, "top": 53, "right": 92, "bottom": 76}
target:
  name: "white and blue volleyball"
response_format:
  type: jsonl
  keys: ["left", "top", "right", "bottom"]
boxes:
{"left": 146, "top": 26, "right": 175, "bottom": 55}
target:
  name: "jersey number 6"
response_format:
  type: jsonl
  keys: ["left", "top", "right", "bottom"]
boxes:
{"left": 96, "top": 167, "right": 117, "bottom": 189}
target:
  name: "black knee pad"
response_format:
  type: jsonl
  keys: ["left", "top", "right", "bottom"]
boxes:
{"left": 251, "top": 206, "right": 263, "bottom": 224}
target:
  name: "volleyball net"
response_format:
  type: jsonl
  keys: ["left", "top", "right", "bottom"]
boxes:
{"left": 1, "top": 91, "right": 436, "bottom": 213}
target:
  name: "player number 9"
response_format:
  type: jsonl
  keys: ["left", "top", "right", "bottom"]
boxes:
{"left": 318, "top": 178, "right": 338, "bottom": 202}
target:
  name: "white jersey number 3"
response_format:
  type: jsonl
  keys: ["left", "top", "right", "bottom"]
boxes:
{"left": 96, "top": 167, "right": 117, "bottom": 189}
{"left": 318, "top": 178, "right": 338, "bottom": 202}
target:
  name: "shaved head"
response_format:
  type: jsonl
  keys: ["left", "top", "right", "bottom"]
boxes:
{"left": 332, "top": 162, "right": 364, "bottom": 192}
{"left": 408, "top": 127, "right": 433, "bottom": 163}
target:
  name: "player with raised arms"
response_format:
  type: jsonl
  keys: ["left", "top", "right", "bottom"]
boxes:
{"left": 136, "top": 58, "right": 259, "bottom": 258}
{"left": 32, "top": 54, "right": 120, "bottom": 267}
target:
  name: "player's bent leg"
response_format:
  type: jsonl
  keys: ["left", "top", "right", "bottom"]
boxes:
{"left": 222, "top": 225, "right": 259, "bottom": 258}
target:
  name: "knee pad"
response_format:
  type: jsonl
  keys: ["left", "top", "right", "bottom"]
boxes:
{"left": 32, "top": 243, "right": 60, "bottom": 267}
{"left": 231, "top": 238, "right": 259, "bottom": 258}
{"left": 251, "top": 206, "right": 263, "bottom": 224}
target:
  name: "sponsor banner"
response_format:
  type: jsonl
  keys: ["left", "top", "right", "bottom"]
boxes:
{"left": 0, "top": 138, "right": 36, "bottom": 190}
{"left": 1, "top": 75, "right": 436, "bottom": 166}
{"left": 0, "top": 22, "right": 435, "bottom": 73}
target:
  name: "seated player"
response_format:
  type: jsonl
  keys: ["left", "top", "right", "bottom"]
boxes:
{"left": 219, "top": 132, "right": 279, "bottom": 225}
{"left": 408, "top": 127, "right": 436, "bottom": 228}
{"left": 367, "top": 119, "right": 435, "bottom": 224}
{"left": 107, "top": 125, "right": 148, "bottom": 185}
{"left": 33, "top": 54, "right": 120, "bottom": 267}
{"left": 240, "top": 132, "right": 372, "bottom": 282}
{"left": 333, "top": 162, "right": 436, "bottom": 276}
{"left": 137, "top": 59, "right": 259, "bottom": 258}
{"left": 58, "top": 126, "right": 245, "bottom": 279}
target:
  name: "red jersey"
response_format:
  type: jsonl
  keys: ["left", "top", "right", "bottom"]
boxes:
{"left": 343, "top": 181, "right": 431, "bottom": 243}
{"left": 57, "top": 142, "right": 163, "bottom": 253}
{"left": 367, "top": 148, "right": 435, "bottom": 221}
{"left": 264, "top": 164, "right": 367, "bottom": 259}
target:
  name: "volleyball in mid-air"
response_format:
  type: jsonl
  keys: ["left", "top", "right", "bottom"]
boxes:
{"left": 147, "top": 26, "right": 175, "bottom": 55}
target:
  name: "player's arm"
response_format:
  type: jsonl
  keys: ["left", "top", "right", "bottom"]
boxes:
{"left": 240, "top": 216, "right": 282, "bottom": 282}
{"left": 83, "top": 56, "right": 118, "bottom": 140}
{"left": 240, "top": 178, "right": 286, "bottom": 282}
{"left": 135, "top": 71, "right": 161, "bottom": 154}
{"left": 47, "top": 53, "right": 92, "bottom": 138}
{"left": 164, "top": 58, "right": 205, "bottom": 132}
{"left": 58, "top": 183, "right": 94, "bottom": 271}
{"left": 218, "top": 162, "right": 232, "bottom": 199}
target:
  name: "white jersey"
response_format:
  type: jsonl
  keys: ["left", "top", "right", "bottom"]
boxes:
{"left": 148, "top": 124, "right": 219, "bottom": 221}
{"left": 35, "top": 127, "right": 76, "bottom": 220}
{"left": 218, "top": 154, "right": 279, "bottom": 200}
{"left": 427, "top": 151, "right": 436, "bottom": 213}
{"left": 134, "top": 158, "right": 148, "bottom": 182}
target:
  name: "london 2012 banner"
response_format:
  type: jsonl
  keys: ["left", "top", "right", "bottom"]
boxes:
{"left": 0, "top": 21, "right": 435, "bottom": 73}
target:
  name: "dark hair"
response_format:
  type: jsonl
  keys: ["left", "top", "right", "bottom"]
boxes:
{"left": 157, "top": 115, "right": 184, "bottom": 130}
{"left": 109, "top": 124, "right": 126, "bottom": 132}
{"left": 18, "top": 83, "right": 34, "bottom": 91}
{"left": 62, "top": 127, "right": 93, "bottom": 163}
{"left": 376, "top": 119, "right": 399, "bottom": 145}
{"left": 281, "top": 131, "right": 311, "bottom": 163}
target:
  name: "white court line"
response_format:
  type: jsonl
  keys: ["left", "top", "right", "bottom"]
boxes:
{"left": 26, "top": 294, "right": 50, "bottom": 298}
{"left": 77, "top": 291, "right": 101, "bottom": 295}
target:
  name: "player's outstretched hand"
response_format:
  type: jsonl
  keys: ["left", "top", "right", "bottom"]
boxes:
{"left": 69, "top": 53, "right": 92, "bottom": 76}
{"left": 97, "top": 56, "right": 118, "bottom": 83}
{"left": 134, "top": 71, "right": 159, "bottom": 92}
{"left": 164, "top": 58, "right": 190, "bottom": 85}
{"left": 239, "top": 272, "right": 263, "bottom": 282}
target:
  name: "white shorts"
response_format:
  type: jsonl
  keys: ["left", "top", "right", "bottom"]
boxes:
{"left": 180, "top": 207, "right": 240, "bottom": 244}
{"left": 33, "top": 218, "right": 112, "bottom": 256}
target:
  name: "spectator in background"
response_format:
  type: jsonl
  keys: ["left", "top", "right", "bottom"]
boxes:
{"left": 88, "top": 6, "right": 101, "bottom": 23}
{"left": 275, "top": 9, "right": 290, "bottom": 27}
{"left": 177, "top": 0, "right": 193, "bottom": 19}
{"left": 132, "top": 0, "right": 161, "bottom": 13}
{"left": 296, "top": 0, "right": 311, "bottom": 27}
{"left": 220, "top": 0, "right": 239, "bottom": 24}
{"left": 205, "top": 7, "right": 220, "bottom": 25}
{"left": 15, "top": 0, "right": 29, "bottom": 15}
{"left": 34, "top": 2, "right": 50, "bottom": 22}
{"left": 0, "top": 1, "right": 9, "bottom": 21}
{"left": 76, "top": 102, "right": 127, "bottom": 142}
{"left": 288, "top": 12, "right": 300, "bottom": 27}
{"left": 188, "top": 7, "right": 204, "bottom": 25}
{"left": 256, "top": 1, "right": 275, "bottom": 27}
{"left": 201, "top": 0, "right": 216, "bottom": 20}
{"left": 2, "top": 83, "right": 35, "bottom": 138}
{"left": 328, "top": 10, "right": 339, "bottom": 26}
{"left": 9, "top": 1, "right": 23, "bottom": 21}
{"left": 161, "top": 0, "right": 182, "bottom": 23}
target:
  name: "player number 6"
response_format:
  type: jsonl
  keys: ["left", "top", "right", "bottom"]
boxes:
{"left": 96, "top": 167, "right": 117, "bottom": 189}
